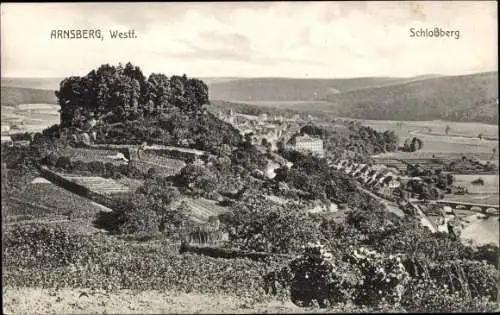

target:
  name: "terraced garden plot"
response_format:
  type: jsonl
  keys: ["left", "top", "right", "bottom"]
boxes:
{"left": 56, "top": 147, "right": 128, "bottom": 165}
{"left": 133, "top": 155, "right": 186, "bottom": 177}
{"left": 138, "top": 152, "right": 186, "bottom": 169}
{"left": 3, "top": 181, "right": 105, "bottom": 222}
{"left": 116, "top": 178, "right": 144, "bottom": 193}
{"left": 176, "top": 197, "right": 230, "bottom": 222}
{"left": 62, "top": 175, "right": 130, "bottom": 195}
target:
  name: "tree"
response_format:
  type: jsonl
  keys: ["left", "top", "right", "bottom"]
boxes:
{"left": 410, "top": 137, "right": 423, "bottom": 152}
{"left": 177, "top": 164, "right": 219, "bottom": 198}
{"left": 445, "top": 125, "right": 451, "bottom": 135}
{"left": 219, "top": 195, "right": 321, "bottom": 253}
{"left": 135, "top": 177, "right": 187, "bottom": 232}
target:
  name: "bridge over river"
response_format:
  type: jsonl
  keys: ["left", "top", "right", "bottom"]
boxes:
{"left": 410, "top": 199, "right": 499, "bottom": 215}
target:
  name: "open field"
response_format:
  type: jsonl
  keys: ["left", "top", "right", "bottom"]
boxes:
{"left": 228, "top": 100, "right": 334, "bottom": 111}
{"left": 442, "top": 174, "right": 499, "bottom": 206}
{"left": 363, "top": 119, "right": 498, "bottom": 140}
{"left": 1, "top": 103, "right": 60, "bottom": 133}
{"left": 444, "top": 194, "right": 499, "bottom": 206}
{"left": 371, "top": 120, "right": 499, "bottom": 165}
{"left": 453, "top": 174, "right": 499, "bottom": 195}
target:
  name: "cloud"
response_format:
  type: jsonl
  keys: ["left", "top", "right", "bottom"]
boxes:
{"left": 1, "top": 2, "right": 497, "bottom": 78}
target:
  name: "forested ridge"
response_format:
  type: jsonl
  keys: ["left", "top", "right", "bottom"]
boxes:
{"left": 326, "top": 71, "right": 498, "bottom": 124}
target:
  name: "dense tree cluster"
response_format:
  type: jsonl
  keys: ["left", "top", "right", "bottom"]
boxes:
{"left": 98, "top": 111, "right": 242, "bottom": 154}
{"left": 55, "top": 62, "right": 208, "bottom": 129}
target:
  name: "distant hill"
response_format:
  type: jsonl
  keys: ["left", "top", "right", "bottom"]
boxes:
{"left": 326, "top": 71, "right": 498, "bottom": 124}
{"left": 2, "top": 72, "right": 497, "bottom": 124}
{"left": 207, "top": 75, "right": 445, "bottom": 101}
{"left": 1, "top": 86, "right": 57, "bottom": 107}
{"left": 1, "top": 77, "right": 63, "bottom": 91}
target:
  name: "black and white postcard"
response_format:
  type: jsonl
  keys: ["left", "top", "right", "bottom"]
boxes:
{"left": 1, "top": 2, "right": 498, "bottom": 313}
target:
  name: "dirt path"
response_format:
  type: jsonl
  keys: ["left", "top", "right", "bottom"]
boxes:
{"left": 2, "top": 288, "right": 333, "bottom": 314}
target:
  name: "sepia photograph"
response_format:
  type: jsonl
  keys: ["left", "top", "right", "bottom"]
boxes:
{"left": 1, "top": 1, "right": 498, "bottom": 313}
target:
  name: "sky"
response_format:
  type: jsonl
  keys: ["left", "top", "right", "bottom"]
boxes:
{"left": 1, "top": 1, "right": 497, "bottom": 78}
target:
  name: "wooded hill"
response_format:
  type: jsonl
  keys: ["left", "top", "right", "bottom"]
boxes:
{"left": 207, "top": 76, "right": 440, "bottom": 101}
{"left": 326, "top": 72, "right": 498, "bottom": 124}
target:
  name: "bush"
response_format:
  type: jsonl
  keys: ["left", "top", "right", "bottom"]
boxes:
{"left": 107, "top": 195, "right": 161, "bottom": 235}
{"left": 87, "top": 161, "right": 105, "bottom": 176}
{"left": 471, "top": 178, "right": 485, "bottom": 185}
{"left": 43, "top": 152, "right": 60, "bottom": 167}
{"left": 72, "top": 160, "right": 88, "bottom": 172}
{"left": 402, "top": 278, "right": 497, "bottom": 312}
{"left": 3, "top": 224, "right": 94, "bottom": 269}
{"left": 55, "top": 156, "right": 73, "bottom": 170}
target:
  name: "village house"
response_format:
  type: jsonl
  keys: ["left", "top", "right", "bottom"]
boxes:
{"left": 1, "top": 125, "right": 10, "bottom": 134}
{"left": 258, "top": 113, "right": 268, "bottom": 121}
{"left": 1, "top": 135, "right": 13, "bottom": 147}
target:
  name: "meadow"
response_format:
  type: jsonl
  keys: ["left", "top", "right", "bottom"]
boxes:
{"left": 453, "top": 174, "right": 499, "bottom": 195}
{"left": 1, "top": 103, "right": 60, "bottom": 133}
{"left": 369, "top": 120, "right": 498, "bottom": 165}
